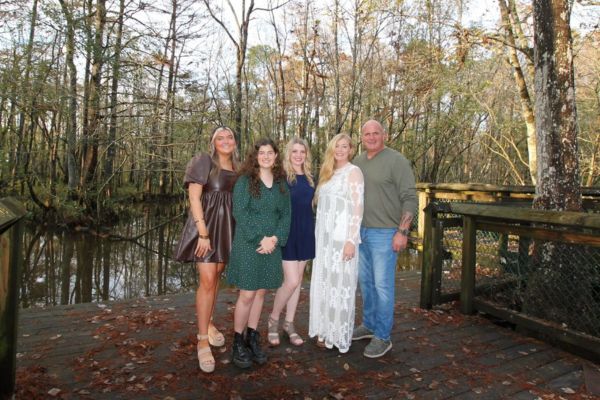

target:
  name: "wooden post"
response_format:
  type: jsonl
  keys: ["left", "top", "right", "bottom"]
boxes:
{"left": 461, "top": 215, "right": 477, "bottom": 314}
{"left": 419, "top": 203, "right": 435, "bottom": 309}
{"left": 417, "top": 190, "right": 431, "bottom": 251}
{"left": 0, "top": 198, "right": 26, "bottom": 398}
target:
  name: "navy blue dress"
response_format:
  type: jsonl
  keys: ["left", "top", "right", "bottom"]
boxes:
{"left": 282, "top": 175, "right": 316, "bottom": 261}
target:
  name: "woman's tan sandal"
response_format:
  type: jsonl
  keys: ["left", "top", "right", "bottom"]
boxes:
{"left": 282, "top": 320, "right": 304, "bottom": 346}
{"left": 197, "top": 334, "right": 215, "bottom": 373}
{"left": 267, "top": 317, "right": 280, "bottom": 346}
{"left": 208, "top": 324, "right": 225, "bottom": 347}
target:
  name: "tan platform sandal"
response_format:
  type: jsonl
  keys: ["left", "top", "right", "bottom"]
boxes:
{"left": 196, "top": 334, "right": 215, "bottom": 373}
{"left": 208, "top": 324, "right": 225, "bottom": 347}
{"left": 282, "top": 320, "right": 304, "bottom": 346}
{"left": 267, "top": 316, "right": 280, "bottom": 346}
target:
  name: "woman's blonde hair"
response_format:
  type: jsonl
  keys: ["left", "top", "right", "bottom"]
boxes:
{"left": 314, "top": 133, "right": 355, "bottom": 205}
{"left": 209, "top": 126, "right": 240, "bottom": 174}
{"left": 283, "top": 137, "right": 315, "bottom": 187}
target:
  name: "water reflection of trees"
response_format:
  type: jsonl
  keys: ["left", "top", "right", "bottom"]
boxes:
{"left": 20, "top": 202, "right": 198, "bottom": 308}
{"left": 20, "top": 203, "right": 421, "bottom": 308}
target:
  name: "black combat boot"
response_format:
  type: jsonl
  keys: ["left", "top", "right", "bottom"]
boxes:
{"left": 245, "top": 327, "right": 268, "bottom": 365}
{"left": 232, "top": 332, "right": 252, "bottom": 369}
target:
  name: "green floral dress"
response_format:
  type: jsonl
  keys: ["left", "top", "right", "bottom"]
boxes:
{"left": 227, "top": 175, "right": 291, "bottom": 290}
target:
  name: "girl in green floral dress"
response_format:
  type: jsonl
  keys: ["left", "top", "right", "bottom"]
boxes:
{"left": 227, "top": 138, "right": 291, "bottom": 368}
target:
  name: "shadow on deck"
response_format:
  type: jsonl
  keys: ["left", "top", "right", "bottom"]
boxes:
{"left": 15, "top": 270, "right": 600, "bottom": 399}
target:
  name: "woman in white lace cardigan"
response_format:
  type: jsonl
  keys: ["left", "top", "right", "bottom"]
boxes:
{"left": 309, "top": 133, "right": 364, "bottom": 353}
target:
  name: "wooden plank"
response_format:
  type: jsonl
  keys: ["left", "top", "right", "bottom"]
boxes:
{"left": 476, "top": 221, "right": 600, "bottom": 247}
{"left": 0, "top": 197, "right": 27, "bottom": 234}
{"left": 440, "top": 217, "right": 462, "bottom": 228}
{"left": 417, "top": 183, "right": 537, "bottom": 193}
{"left": 0, "top": 217, "right": 24, "bottom": 397}
{"left": 474, "top": 299, "right": 600, "bottom": 361}
{"left": 450, "top": 203, "right": 600, "bottom": 229}
{"left": 583, "top": 363, "right": 600, "bottom": 396}
{"left": 417, "top": 183, "right": 600, "bottom": 197}
{"left": 13, "top": 270, "right": 595, "bottom": 399}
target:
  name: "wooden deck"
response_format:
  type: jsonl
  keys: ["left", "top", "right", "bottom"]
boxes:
{"left": 15, "top": 270, "right": 600, "bottom": 399}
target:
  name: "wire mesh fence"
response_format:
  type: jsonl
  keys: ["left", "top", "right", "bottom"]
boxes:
{"left": 475, "top": 236, "right": 600, "bottom": 338}
{"left": 423, "top": 202, "right": 600, "bottom": 341}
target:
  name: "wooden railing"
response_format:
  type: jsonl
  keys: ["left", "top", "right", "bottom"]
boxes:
{"left": 420, "top": 201, "right": 600, "bottom": 361}
{"left": 0, "top": 197, "right": 27, "bottom": 397}
{"left": 413, "top": 183, "right": 600, "bottom": 249}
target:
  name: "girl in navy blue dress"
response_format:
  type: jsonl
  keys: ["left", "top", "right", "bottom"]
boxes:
{"left": 268, "top": 137, "right": 316, "bottom": 346}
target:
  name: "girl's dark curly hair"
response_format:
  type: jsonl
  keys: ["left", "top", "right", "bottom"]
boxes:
{"left": 238, "top": 138, "right": 287, "bottom": 198}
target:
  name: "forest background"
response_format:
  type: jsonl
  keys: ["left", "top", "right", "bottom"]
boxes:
{"left": 0, "top": 0, "right": 598, "bottom": 224}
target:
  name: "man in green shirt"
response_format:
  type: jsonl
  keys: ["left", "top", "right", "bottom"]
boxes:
{"left": 352, "top": 119, "right": 417, "bottom": 358}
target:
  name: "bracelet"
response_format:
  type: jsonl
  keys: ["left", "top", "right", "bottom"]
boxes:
{"left": 199, "top": 234, "right": 210, "bottom": 239}
{"left": 396, "top": 228, "right": 410, "bottom": 236}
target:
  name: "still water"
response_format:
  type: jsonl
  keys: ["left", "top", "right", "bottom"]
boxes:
{"left": 20, "top": 202, "right": 196, "bottom": 308}
{"left": 20, "top": 202, "right": 419, "bottom": 308}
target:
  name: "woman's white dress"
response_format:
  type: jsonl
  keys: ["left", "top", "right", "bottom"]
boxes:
{"left": 309, "top": 163, "right": 364, "bottom": 353}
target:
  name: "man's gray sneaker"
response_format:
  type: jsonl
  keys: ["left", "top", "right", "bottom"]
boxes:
{"left": 352, "top": 325, "right": 374, "bottom": 341}
{"left": 363, "top": 337, "right": 392, "bottom": 358}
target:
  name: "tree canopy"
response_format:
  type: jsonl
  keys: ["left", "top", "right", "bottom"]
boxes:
{"left": 0, "top": 0, "right": 598, "bottom": 221}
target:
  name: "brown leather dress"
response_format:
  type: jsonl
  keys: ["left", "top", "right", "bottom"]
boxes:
{"left": 173, "top": 153, "right": 236, "bottom": 263}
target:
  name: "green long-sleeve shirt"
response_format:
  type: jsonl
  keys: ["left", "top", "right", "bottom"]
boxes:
{"left": 353, "top": 147, "right": 417, "bottom": 228}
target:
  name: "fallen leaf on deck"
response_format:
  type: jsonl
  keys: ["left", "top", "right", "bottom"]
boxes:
{"left": 428, "top": 380, "right": 439, "bottom": 389}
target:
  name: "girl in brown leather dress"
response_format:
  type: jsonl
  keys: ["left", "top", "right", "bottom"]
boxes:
{"left": 173, "top": 126, "right": 239, "bottom": 373}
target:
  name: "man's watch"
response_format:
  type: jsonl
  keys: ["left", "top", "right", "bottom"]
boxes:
{"left": 396, "top": 228, "right": 410, "bottom": 236}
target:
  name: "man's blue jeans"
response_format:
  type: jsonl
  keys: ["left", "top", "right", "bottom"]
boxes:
{"left": 358, "top": 227, "right": 398, "bottom": 341}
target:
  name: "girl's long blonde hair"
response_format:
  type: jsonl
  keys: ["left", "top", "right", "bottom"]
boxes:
{"left": 314, "top": 133, "right": 355, "bottom": 205}
{"left": 283, "top": 137, "right": 315, "bottom": 187}
{"left": 209, "top": 126, "right": 240, "bottom": 175}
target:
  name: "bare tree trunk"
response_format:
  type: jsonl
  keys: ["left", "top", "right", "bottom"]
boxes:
{"left": 533, "top": 0, "right": 581, "bottom": 211}
{"left": 298, "top": 1, "right": 313, "bottom": 139}
{"left": 161, "top": 0, "right": 177, "bottom": 195}
{"left": 269, "top": 6, "right": 287, "bottom": 138}
{"left": 104, "top": 0, "right": 125, "bottom": 198}
{"left": 236, "top": 2, "right": 253, "bottom": 150}
{"left": 498, "top": 0, "right": 537, "bottom": 184}
{"left": 145, "top": 1, "right": 173, "bottom": 197}
{"left": 13, "top": 0, "right": 39, "bottom": 194}
{"left": 585, "top": 134, "right": 599, "bottom": 186}
{"left": 524, "top": 0, "right": 584, "bottom": 328}
{"left": 58, "top": 0, "right": 80, "bottom": 197}
{"left": 333, "top": 0, "right": 341, "bottom": 133}
{"left": 80, "top": 0, "right": 107, "bottom": 196}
